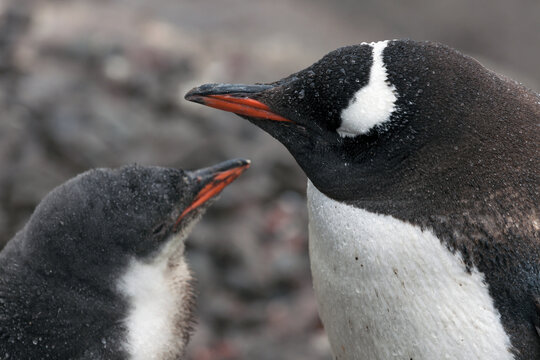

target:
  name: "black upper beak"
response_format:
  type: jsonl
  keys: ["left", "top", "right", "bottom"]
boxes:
{"left": 191, "top": 158, "right": 251, "bottom": 185}
{"left": 185, "top": 83, "right": 292, "bottom": 122}
{"left": 185, "top": 83, "right": 274, "bottom": 98}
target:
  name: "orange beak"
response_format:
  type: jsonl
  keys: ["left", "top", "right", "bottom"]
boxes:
{"left": 185, "top": 83, "right": 292, "bottom": 122}
{"left": 174, "top": 159, "right": 250, "bottom": 229}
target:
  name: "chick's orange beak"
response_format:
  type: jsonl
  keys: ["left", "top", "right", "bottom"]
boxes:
{"left": 175, "top": 159, "right": 250, "bottom": 229}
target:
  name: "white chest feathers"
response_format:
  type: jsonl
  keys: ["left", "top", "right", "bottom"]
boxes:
{"left": 118, "top": 238, "right": 193, "bottom": 360}
{"left": 306, "top": 181, "right": 514, "bottom": 360}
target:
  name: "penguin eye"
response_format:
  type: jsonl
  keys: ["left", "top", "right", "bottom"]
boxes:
{"left": 152, "top": 223, "right": 165, "bottom": 236}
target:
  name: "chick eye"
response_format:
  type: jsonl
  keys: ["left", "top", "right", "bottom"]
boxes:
{"left": 152, "top": 223, "right": 165, "bottom": 235}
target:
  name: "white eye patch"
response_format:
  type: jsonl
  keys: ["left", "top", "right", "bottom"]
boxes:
{"left": 337, "top": 40, "right": 397, "bottom": 137}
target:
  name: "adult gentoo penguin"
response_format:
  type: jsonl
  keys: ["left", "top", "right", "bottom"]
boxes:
{"left": 185, "top": 40, "right": 540, "bottom": 359}
{"left": 0, "top": 159, "right": 250, "bottom": 359}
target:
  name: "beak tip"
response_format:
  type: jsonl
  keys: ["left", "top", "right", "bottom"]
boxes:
{"left": 184, "top": 94, "right": 204, "bottom": 104}
{"left": 238, "top": 158, "right": 251, "bottom": 171}
{"left": 184, "top": 86, "right": 204, "bottom": 102}
{"left": 228, "top": 158, "right": 251, "bottom": 174}
{"left": 184, "top": 83, "right": 222, "bottom": 99}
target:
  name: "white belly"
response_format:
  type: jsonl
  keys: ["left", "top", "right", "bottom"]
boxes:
{"left": 307, "top": 181, "right": 514, "bottom": 360}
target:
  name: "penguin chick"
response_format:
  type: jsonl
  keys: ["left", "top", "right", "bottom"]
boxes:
{"left": 0, "top": 159, "right": 250, "bottom": 360}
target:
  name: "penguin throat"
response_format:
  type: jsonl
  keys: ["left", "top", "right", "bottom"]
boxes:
{"left": 117, "top": 231, "right": 194, "bottom": 360}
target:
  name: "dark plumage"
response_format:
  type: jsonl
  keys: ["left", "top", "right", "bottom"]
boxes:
{"left": 186, "top": 40, "right": 539, "bottom": 359}
{"left": 0, "top": 159, "right": 249, "bottom": 359}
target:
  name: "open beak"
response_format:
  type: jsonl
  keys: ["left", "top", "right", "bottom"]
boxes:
{"left": 175, "top": 158, "right": 250, "bottom": 229}
{"left": 185, "top": 83, "right": 292, "bottom": 122}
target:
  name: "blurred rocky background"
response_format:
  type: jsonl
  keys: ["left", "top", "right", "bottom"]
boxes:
{"left": 0, "top": 0, "right": 538, "bottom": 358}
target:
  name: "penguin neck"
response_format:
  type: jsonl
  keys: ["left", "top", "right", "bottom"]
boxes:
{"left": 288, "top": 131, "right": 412, "bottom": 204}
